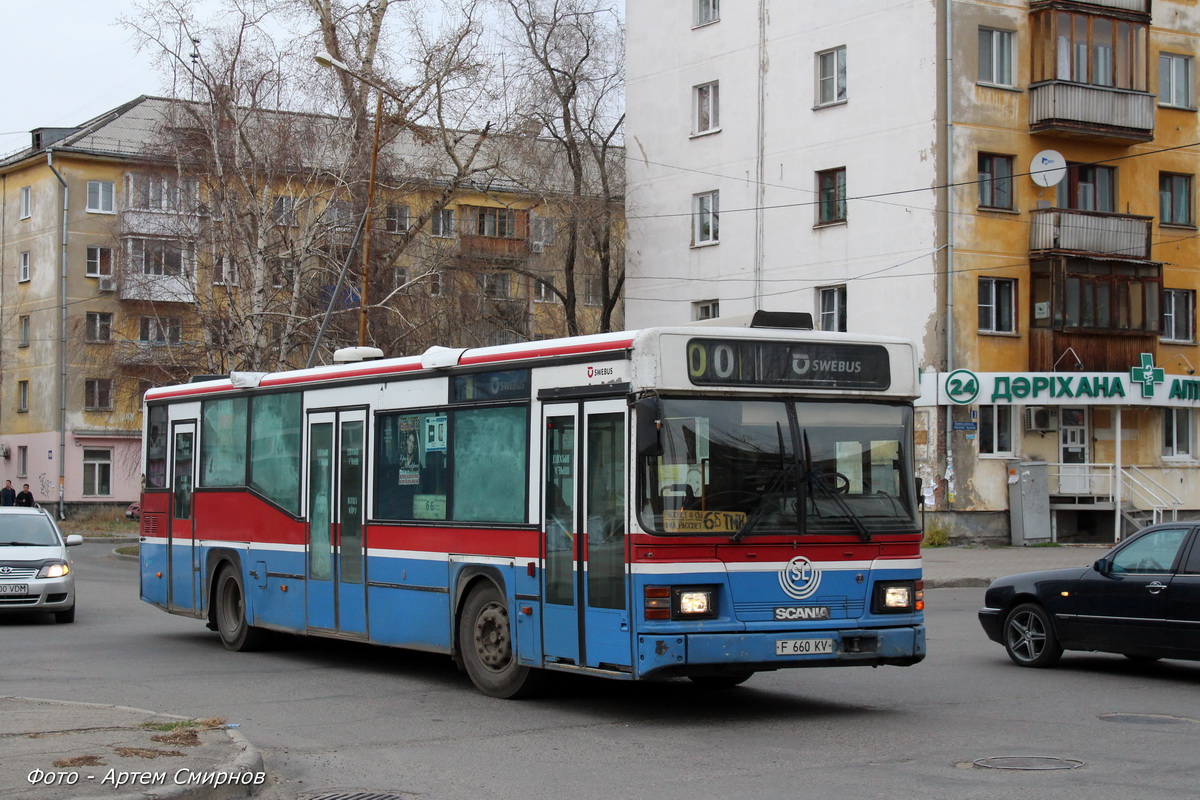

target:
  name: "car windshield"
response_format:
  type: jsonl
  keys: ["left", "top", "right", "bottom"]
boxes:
{"left": 0, "top": 515, "right": 61, "bottom": 546}
{"left": 636, "top": 397, "right": 918, "bottom": 537}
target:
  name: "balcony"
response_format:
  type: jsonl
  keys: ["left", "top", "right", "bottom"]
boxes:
{"left": 1029, "top": 208, "right": 1153, "bottom": 261}
{"left": 459, "top": 234, "right": 530, "bottom": 262}
{"left": 114, "top": 340, "right": 182, "bottom": 367}
{"left": 1029, "top": 82, "right": 1155, "bottom": 142}
{"left": 1029, "top": 328, "right": 1157, "bottom": 372}
{"left": 117, "top": 272, "right": 196, "bottom": 304}
{"left": 1030, "top": 0, "right": 1149, "bottom": 12}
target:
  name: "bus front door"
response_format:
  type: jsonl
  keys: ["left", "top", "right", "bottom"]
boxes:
{"left": 167, "top": 422, "right": 196, "bottom": 613}
{"left": 542, "top": 400, "right": 630, "bottom": 671}
{"left": 306, "top": 409, "right": 368, "bottom": 636}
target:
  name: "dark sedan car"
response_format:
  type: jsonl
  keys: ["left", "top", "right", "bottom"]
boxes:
{"left": 979, "top": 523, "right": 1200, "bottom": 667}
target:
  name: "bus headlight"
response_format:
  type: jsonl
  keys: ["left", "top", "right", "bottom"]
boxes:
{"left": 873, "top": 580, "right": 922, "bottom": 614}
{"left": 643, "top": 585, "right": 719, "bottom": 621}
{"left": 678, "top": 589, "right": 711, "bottom": 616}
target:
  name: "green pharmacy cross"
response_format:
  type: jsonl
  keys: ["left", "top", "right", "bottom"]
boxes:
{"left": 1129, "top": 353, "right": 1164, "bottom": 399}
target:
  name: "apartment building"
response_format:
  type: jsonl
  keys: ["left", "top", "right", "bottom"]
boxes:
{"left": 626, "top": 0, "right": 1200, "bottom": 543}
{"left": 0, "top": 96, "right": 623, "bottom": 515}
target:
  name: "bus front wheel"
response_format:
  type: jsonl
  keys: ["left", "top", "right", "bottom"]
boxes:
{"left": 214, "top": 566, "right": 266, "bottom": 652}
{"left": 459, "top": 584, "right": 541, "bottom": 699}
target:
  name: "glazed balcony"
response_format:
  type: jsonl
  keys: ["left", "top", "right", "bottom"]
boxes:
{"left": 1029, "top": 208, "right": 1153, "bottom": 261}
{"left": 117, "top": 272, "right": 196, "bottom": 304}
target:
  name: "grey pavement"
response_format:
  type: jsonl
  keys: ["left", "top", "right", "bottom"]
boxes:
{"left": 0, "top": 540, "right": 1106, "bottom": 799}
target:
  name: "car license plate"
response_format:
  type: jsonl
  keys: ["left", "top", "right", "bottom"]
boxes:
{"left": 0, "top": 584, "right": 29, "bottom": 595}
{"left": 776, "top": 638, "right": 835, "bottom": 656}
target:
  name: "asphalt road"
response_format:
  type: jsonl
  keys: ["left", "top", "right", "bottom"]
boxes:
{"left": 3, "top": 543, "right": 1199, "bottom": 800}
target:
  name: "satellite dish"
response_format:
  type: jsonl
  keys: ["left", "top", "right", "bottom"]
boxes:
{"left": 1030, "top": 150, "right": 1067, "bottom": 188}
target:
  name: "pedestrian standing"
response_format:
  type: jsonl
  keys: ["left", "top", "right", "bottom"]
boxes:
{"left": 0, "top": 480, "right": 15, "bottom": 506}
{"left": 15, "top": 484, "right": 35, "bottom": 507}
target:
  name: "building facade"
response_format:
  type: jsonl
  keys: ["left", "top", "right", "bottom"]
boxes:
{"left": 0, "top": 97, "right": 623, "bottom": 515}
{"left": 626, "top": 0, "right": 1200, "bottom": 543}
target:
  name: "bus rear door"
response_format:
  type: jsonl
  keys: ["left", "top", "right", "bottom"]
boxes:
{"left": 168, "top": 421, "right": 196, "bottom": 613}
{"left": 306, "top": 409, "right": 368, "bottom": 635}
{"left": 542, "top": 399, "right": 630, "bottom": 671}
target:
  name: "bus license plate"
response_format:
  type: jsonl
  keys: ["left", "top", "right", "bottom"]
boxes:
{"left": 0, "top": 584, "right": 29, "bottom": 595}
{"left": 776, "top": 638, "right": 835, "bottom": 656}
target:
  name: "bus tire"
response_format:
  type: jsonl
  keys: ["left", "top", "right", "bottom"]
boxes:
{"left": 214, "top": 565, "right": 266, "bottom": 652}
{"left": 459, "top": 583, "right": 541, "bottom": 699}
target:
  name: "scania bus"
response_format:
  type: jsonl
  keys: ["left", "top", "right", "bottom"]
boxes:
{"left": 138, "top": 312, "right": 925, "bottom": 697}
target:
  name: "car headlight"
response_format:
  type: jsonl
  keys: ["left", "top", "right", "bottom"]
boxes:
{"left": 873, "top": 580, "right": 922, "bottom": 613}
{"left": 38, "top": 561, "right": 70, "bottom": 579}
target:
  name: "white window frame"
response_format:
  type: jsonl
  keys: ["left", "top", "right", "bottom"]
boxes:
{"left": 18, "top": 316, "right": 30, "bottom": 348}
{"left": 139, "top": 317, "right": 182, "bottom": 346}
{"left": 694, "top": 300, "right": 720, "bottom": 321}
{"left": 584, "top": 274, "right": 603, "bottom": 307}
{"left": 1159, "top": 52, "right": 1193, "bottom": 109}
{"left": 427, "top": 270, "right": 443, "bottom": 297}
{"left": 86, "top": 245, "right": 113, "bottom": 277}
{"left": 432, "top": 208, "right": 455, "bottom": 237}
{"left": 693, "top": 81, "right": 720, "bottom": 135}
{"left": 128, "top": 174, "right": 199, "bottom": 212}
{"left": 386, "top": 204, "right": 410, "bottom": 233}
{"left": 978, "top": 277, "right": 1017, "bottom": 333}
{"left": 531, "top": 215, "right": 556, "bottom": 250}
{"left": 214, "top": 255, "right": 238, "bottom": 286}
{"left": 129, "top": 238, "right": 194, "bottom": 277}
{"left": 693, "top": 190, "right": 719, "bottom": 245}
{"left": 819, "top": 285, "right": 847, "bottom": 332}
{"left": 19, "top": 186, "right": 31, "bottom": 220}
{"left": 18, "top": 251, "right": 30, "bottom": 283}
{"left": 978, "top": 28, "right": 1016, "bottom": 87}
{"left": 1164, "top": 408, "right": 1193, "bottom": 459}
{"left": 272, "top": 195, "right": 298, "bottom": 226}
{"left": 84, "top": 378, "right": 114, "bottom": 411}
{"left": 694, "top": 0, "right": 718, "bottom": 27}
{"left": 478, "top": 272, "right": 511, "bottom": 298}
{"left": 816, "top": 46, "right": 847, "bottom": 107}
{"left": 82, "top": 448, "right": 113, "bottom": 497}
{"left": 979, "top": 405, "right": 1016, "bottom": 457}
{"left": 86, "top": 180, "right": 115, "bottom": 214}
{"left": 1162, "top": 288, "right": 1195, "bottom": 343}
{"left": 86, "top": 311, "right": 113, "bottom": 343}
{"left": 534, "top": 277, "right": 558, "bottom": 304}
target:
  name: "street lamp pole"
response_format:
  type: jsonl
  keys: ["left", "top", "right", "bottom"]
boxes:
{"left": 316, "top": 53, "right": 385, "bottom": 347}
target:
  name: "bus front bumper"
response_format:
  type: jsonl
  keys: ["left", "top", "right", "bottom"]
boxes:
{"left": 636, "top": 625, "right": 926, "bottom": 678}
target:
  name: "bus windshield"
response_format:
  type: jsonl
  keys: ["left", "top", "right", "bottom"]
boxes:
{"left": 637, "top": 398, "right": 918, "bottom": 537}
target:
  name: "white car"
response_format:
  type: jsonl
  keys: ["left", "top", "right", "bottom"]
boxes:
{"left": 0, "top": 507, "right": 82, "bottom": 623}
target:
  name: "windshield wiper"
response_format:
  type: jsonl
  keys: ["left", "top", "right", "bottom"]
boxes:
{"left": 801, "top": 431, "right": 872, "bottom": 542}
{"left": 0, "top": 541, "right": 42, "bottom": 546}
{"left": 729, "top": 460, "right": 795, "bottom": 543}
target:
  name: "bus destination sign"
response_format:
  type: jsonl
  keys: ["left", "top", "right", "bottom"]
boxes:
{"left": 687, "top": 338, "right": 891, "bottom": 390}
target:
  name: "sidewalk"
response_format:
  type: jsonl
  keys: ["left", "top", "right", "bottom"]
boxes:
{"left": 921, "top": 543, "right": 1108, "bottom": 588}
{"left": 0, "top": 697, "right": 265, "bottom": 800}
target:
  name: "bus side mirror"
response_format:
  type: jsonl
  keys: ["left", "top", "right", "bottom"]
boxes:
{"left": 635, "top": 397, "right": 663, "bottom": 458}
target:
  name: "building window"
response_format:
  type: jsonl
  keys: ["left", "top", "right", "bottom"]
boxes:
{"left": 17, "top": 446, "right": 27, "bottom": 478}
{"left": 86, "top": 311, "right": 113, "bottom": 343}
{"left": 584, "top": 275, "right": 603, "bottom": 307}
{"left": 532, "top": 215, "right": 555, "bottom": 251}
{"left": 431, "top": 207, "right": 455, "bottom": 237}
{"left": 694, "top": 81, "right": 720, "bottom": 134}
{"left": 1164, "top": 409, "right": 1192, "bottom": 458}
{"left": 1159, "top": 173, "right": 1193, "bottom": 227}
{"left": 84, "top": 378, "right": 113, "bottom": 411}
{"left": 129, "top": 238, "right": 193, "bottom": 276}
{"left": 1058, "top": 163, "right": 1116, "bottom": 212}
{"left": 819, "top": 285, "right": 847, "bottom": 332}
{"left": 19, "top": 186, "right": 31, "bottom": 219}
{"left": 978, "top": 28, "right": 1016, "bottom": 87}
{"left": 978, "top": 278, "right": 1016, "bottom": 333}
{"left": 1162, "top": 289, "right": 1195, "bottom": 343}
{"left": 17, "top": 381, "right": 29, "bottom": 413}
{"left": 978, "top": 153, "right": 1014, "bottom": 210}
{"left": 18, "top": 316, "right": 30, "bottom": 348}
{"left": 18, "top": 251, "right": 30, "bottom": 283}
{"left": 1031, "top": 258, "right": 1160, "bottom": 333}
{"left": 534, "top": 277, "right": 558, "bottom": 304}
{"left": 270, "top": 257, "right": 295, "bottom": 289}
{"left": 694, "top": 300, "right": 720, "bottom": 321}
{"left": 127, "top": 175, "right": 199, "bottom": 212}
{"left": 272, "top": 195, "right": 297, "bottom": 226}
{"left": 214, "top": 256, "right": 238, "bottom": 286}
{"left": 816, "top": 46, "right": 847, "bottom": 107}
{"left": 1032, "top": 10, "right": 1147, "bottom": 91}
{"left": 817, "top": 168, "right": 847, "bottom": 225}
{"left": 386, "top": 204, "right": 410, "bottom": 233}
{"left": 695, "top": 0, "right": 718, "bottom": 26}
{"left": 477, "top": 272, "right": 510, "bottom": 298}
{"left": 1159, "top": 53, "right": 1193, "bottom": 109}
{"left": 979, "top": 405, "right": 1014, "bottom": 456}
{"left": 86, "top": 180, "right": 115, "bottom": 214}
{"left": 427, "top": 270, "right": 443, "bottom": 297}
{"left": 139, "top": 317, "right": 182, "bottom": 345}
{"left": 476, "top": 207, "right": 517, "bottom": 238}
{"left": 326, "top": 200, "right": 354, "bottom": 230}
{"left": 86, "top": 245, "right": 113, "bottom": 277}
{"left": 693, "top": 191, "right": 719, "bottom": 245}
{"left": 83, "top": 448, "right": 112, "bottom": 496}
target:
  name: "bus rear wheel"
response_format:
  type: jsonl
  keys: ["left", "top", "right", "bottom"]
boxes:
{"left": 214, "top": 566, "right": 266, "bottom": 652}
{"left": 459, "top": 584, "right": 541, "bottom": 699}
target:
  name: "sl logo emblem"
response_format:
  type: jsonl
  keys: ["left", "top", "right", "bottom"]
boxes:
{"left": 779, "top": 556, "right": 821, "bottom": 600}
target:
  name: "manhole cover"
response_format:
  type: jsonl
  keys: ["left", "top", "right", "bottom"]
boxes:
{"left": 973, "top": 756, "right": 1084, "bottom": 771}
{"left": 1100, "top": 713, "right": 1199, "bottom": 725}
